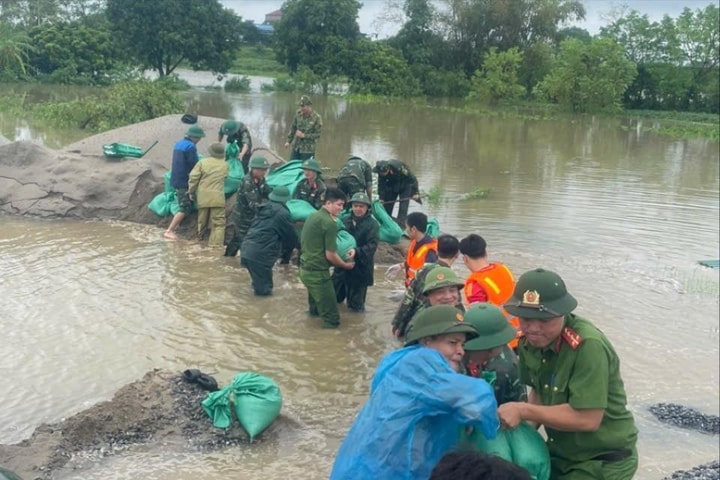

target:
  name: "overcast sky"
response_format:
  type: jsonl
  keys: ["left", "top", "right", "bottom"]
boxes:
{"left": 221, "top": 0, "right": 714, "bottom": 38}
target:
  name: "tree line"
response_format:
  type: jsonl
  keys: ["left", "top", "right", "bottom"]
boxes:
{"left": 0, "top": 0, "right": 717, "bottom": 113}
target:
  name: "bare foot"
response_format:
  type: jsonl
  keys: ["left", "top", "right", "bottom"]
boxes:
{"left": 163, "top": 231, "right": 178, "bottom": 240}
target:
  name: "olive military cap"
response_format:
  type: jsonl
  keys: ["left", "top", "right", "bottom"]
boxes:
{"left": 405, "top": 305, "right": 479, "bottom": 346}
{"left": 422, "top": 266, "right": 465, "bottom": 295}
{"left": 220, "top": 120, "right": 241, "bottom": 135}
{"left": 208, "top": 142, "right": 225, "bottom": 159}
{"left": 372, "top": 160, "right": 390, "bottom": 174}
{"left": 464, "top": 304, "right": 517, "bottom": 351}
{"left": 248, "top": 156, "right": 270, "bottom": 170}
{"left": 349, "top": 192, "right": 371, "bottom": 206}
{"left": 269, "top": 186, "right": 291, "bottom": 204}
{"left": 298, "top": 95, "right": 312, "bottom": 106}
{"left": 504, "top": 268, "right": 577, "bottom": 320}
{"left": 185, "top": 125, "right": 205, "bottom": 138}
{"left": 301, "top": 158, "right": 323, "bottom": 173}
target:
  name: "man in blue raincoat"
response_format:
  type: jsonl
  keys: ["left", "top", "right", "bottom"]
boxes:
{"left": 330, "top": 305, "right": 499, "bottom": 480}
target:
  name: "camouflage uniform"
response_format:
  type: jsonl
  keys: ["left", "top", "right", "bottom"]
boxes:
{"left": 337, "top": 156, "right": 373, "bottom": 199}
{"left": 391, "top": 261, "right": 465, "bottom": 337}
{"left": 287, "top": 100, "right": 322, "bottom": 160}
{"left": 219, "top": 120, "right": 253, "bottom": 174}
{"left": 465, "top": 345, "right": 527, "bottom": 405}
{"left": 224, "top": 172, "right": 271, "bottom": 257}
{"left": 374, "top": 159, "right": 419, "bottom": 225}
{"left": 293, "top": 178, "right": 327, "bottom": 210}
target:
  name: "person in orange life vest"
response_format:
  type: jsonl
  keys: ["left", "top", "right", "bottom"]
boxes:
{"left": 403, "top": 212, "right": 438, "bottom": 287}
{"left": 459, "top": 233, "right": 521, "bottom": 349}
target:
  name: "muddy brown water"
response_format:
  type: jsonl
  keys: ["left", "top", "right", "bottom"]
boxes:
{"left": 1, "top": 81, "right": 719, "bottom": 479}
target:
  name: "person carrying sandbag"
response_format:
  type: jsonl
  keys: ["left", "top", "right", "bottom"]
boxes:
{"left": 188, "top": 143, "right": 228, "bottom": 247}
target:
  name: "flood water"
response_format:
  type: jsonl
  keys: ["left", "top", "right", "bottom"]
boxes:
{"left": 1, "top": 79, "right": 719, "bottom": 479}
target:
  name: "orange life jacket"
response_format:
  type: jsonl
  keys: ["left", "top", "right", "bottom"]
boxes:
{"left": 464, "top": 262, "right": 521, "bottom": 349}
{"left": 404, "top": 239, "right": 438, "bottom": 287}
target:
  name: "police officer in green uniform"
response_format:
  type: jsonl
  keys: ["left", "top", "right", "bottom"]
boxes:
{"left": 284, "top": 95, "right": 322, "bottom": 161}
{"left": 218, "top": 120, "right": 253, "bottom": 174}
{"left": 299, "top": 188, "right": 355, "bottom": 328}
{"left": 224, "top": 157, "right": 271, "bottom": 257}
{"left": 293, "top": 158, "right": 326, "bottom": 209}
{"left": 463, "top": 304, "right": 527, "bottom": 405}
{"left": 498, "top": 268, "right": 638, "bottom": 480}
{"left": 336, "top": 155, "right": 373, "bottom": 201}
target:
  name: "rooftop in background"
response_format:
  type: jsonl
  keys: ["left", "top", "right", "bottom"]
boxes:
{"left": 265, "top": 9, "right": 282, "bottom": 24}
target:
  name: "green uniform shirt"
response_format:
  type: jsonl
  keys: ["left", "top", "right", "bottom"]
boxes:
{"left": 293, "top": 178, "right": 327, "bottom": 210}
{"left": 300, "top": 208, "right": 337, "bottom": 271}
{"left": 518, "top": 314, "right": 638, "bottom": 464}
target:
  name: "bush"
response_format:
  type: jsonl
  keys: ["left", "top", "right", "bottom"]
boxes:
{"left": 31, "top": 78, "right": 184, "bottom": 131}
{"left": 224, "top": 75, "right": 251, "bottom": 92}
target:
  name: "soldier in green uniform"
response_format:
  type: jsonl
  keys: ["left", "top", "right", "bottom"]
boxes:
{"left": 299, "top": 188, "right": 355, "bottom": 328}
{"left": 218, "top": 120, "right": 253, "bottom": 174}
{"left": 391, "top": 234, "right": 461, "bottom": 338}
{"left": 224, "top": 157, "right": 271, "bottom": 257}
{"left": 332, "top": 192, "right": 379, "bottom": 312}
{"left": 373, "top": 159, "right": 420, "bottom": 225}
{"left": 498, "top": 268, "right": 638, "bottom": 480}
{"left": 240, "top": 186, "right": 298, "bottom": 296}
{"left": 336, "top": 155, "right": 373, "bottom": 201}
{"left": 293, "top": 158, "right": 326, "bottom": 209}
{"left": 284, "top": 95, "right": 322, "bottom": 161}
{"left": 463, "top": 304, "right": 527, "bottom": 405}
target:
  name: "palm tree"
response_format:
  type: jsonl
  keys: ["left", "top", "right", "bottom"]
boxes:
{"left": 0, "top": 24, "right": 33, "bottom": 76}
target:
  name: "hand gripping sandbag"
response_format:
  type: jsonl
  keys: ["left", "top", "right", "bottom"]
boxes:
{"left": 336, "top": 230, "right": 357, "bottom": 261}
{"left": 224, "top": 157, "right": 245, "bottom": 197}
{"left": 231, "top": 372, "right": 283, "bottom": 440}
{"left": 286, "top": 199, "right": 318, "bottom": 222}
{"left": 466, "top": 421, "right": 550, "bottom": 480}
{"left": 371, "top": 200, "right": 403, "bottom": 244}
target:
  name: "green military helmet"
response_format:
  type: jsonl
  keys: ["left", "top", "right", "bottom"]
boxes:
{"left": 248, "top": 156, "right": 270, "bottom": 170}
{"left": 185, "top": 125, "right": 206, "bottom": 138}
{"left": 220, "top": 120, "right": 241, "bottom": 136}
{"left": 422, "top": 266, "right": 465, "bottom": 295}
{"left": 464, "top": 304, "right": 517, "bottom": 351}
{"left": 404, "top": 305, "right": 479, "bottom": 346}
{"left": 207, "top": 142, "right": 225, "bottom": 159}
{"left": 298, "top": 95, "right": 312, "bottom": 106}
{"left": 504, "top": 268, "right": 577, "bottom": 320}
{"left": 349, "top": 192, "right": 371, "bottom": 206}
{"left": 372, "top": 160, "right": 390, "bottom": 174}
{"left": 301, "top": 158, "right": 323, "bottom": 173}
{"left": 269, "top": 186, "right": 291, "bottom": 204}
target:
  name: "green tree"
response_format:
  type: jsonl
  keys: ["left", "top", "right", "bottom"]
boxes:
{"left": 105, "top": 0, "right": 242, "bottom": 77}
{"left": 274, "top": 0, "right": 362, "bottom": 82}
{"left": 537, "top": 38, "right": 637, "bottom": 113}
{"left": 439, "top": 0, "right": 585, "bottom": 75}
{"left": 347, "top": 40, "right": 420, "bottom": 98}
{"left": 28, "top": 21, "right": 118, "bottom": 84}
{"left": 467, "top": 47, "right": 525, "bottom": 105}
{"left": 518, "top": 42, "right": 554, "bottom": 96}
{"left": 0, "top": 0, "right": 60, "bottom": 27}
{"left": 0, "top": 23, "right": 33, "bottom": 77}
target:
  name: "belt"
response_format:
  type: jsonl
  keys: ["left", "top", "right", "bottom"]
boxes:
{"left": 593, "top": 449, "right": 632, "bottom": 462}
{"left": 300, "top": 266, "right": 329, "bottom": 273}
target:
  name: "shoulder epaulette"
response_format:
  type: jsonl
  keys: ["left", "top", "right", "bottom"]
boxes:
{"left": 561, "top": 327, "right": 584, "bottom": 350}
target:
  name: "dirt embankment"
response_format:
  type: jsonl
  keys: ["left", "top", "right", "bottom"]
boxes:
{"left": 0, "top": 114, "right": 407, "bottom": 263}
{"left": 0, "top": 370, "right": 299, "bottom": 480}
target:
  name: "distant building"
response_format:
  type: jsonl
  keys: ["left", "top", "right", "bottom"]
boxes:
{"left": 265, "top": 9, "right": 282, "bottom": 24}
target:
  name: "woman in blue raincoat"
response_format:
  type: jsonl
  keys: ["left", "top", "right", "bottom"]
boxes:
{"left": 330, "top": 305, "right": 500, "bottom": 480}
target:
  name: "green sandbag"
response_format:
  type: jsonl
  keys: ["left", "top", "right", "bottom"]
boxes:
{"left": 0, "top": 466, "right": 23, "bottom": 480}
{"left": 427, "top": 218, "right": 440, "bottom": 238}
{"left": 231, "top": 372, "right": 283, "bottom": 441}
{"left": 163, "top": 170, "right": 173, "bottom": 192}
{"left": 336, "top": 229, "right": 357, "bottom": 261}
{"left": 286, "top": 199, "right": 317, "bottom": 222}
{"left": 224, "top": 157, "right": 245, "bottom": 197}
{"left": 465, "top": 422, "right": 550, "bottom": 480}
{"left": 201, "top": 387, "right": 233, "bottom": 429}
{"left": 371, "top": 200, "right": 404, "bottom": 244}
{"left": 266, "top": 159, "right": 306, "bottom": 196}
{"left": 225, "top": 140, "right": 240, "bottom": 161}
{"left": 148, "top": 191, "right": 174, "bottom": 217}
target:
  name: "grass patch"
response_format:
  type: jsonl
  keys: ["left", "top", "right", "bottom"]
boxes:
{"left": 228, "top": 45, "right": 287, "bottom": 77}
{"left": 622, "top": 110, "right": 719, "bottom": 140}
{"left": 224, "top": 75, "right": 251, "bottom": 92}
